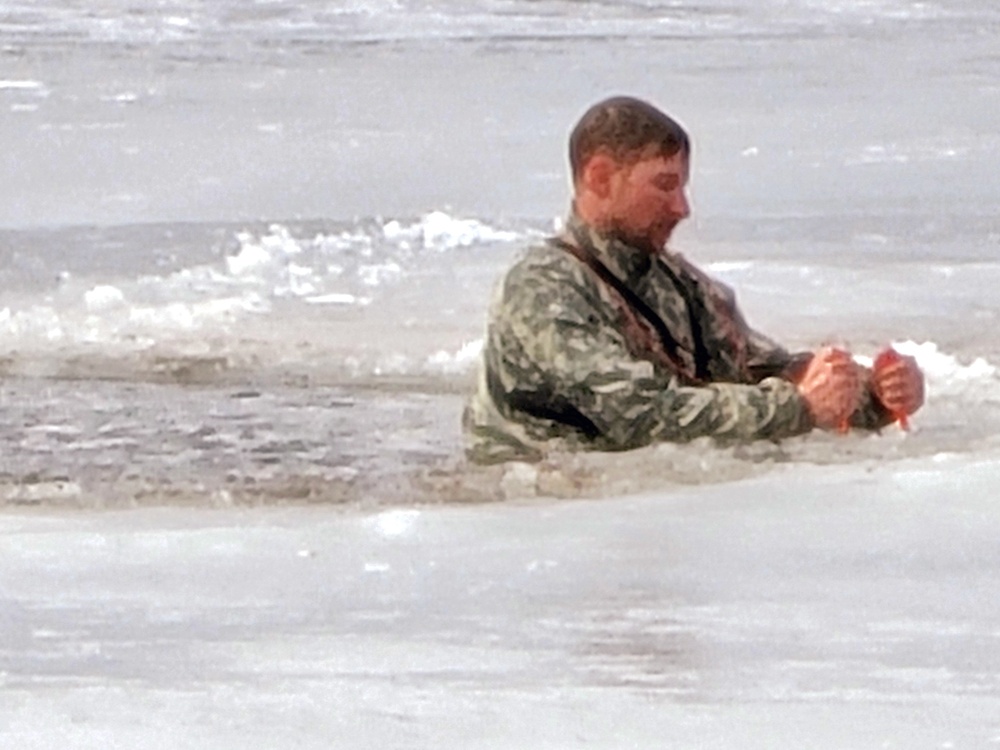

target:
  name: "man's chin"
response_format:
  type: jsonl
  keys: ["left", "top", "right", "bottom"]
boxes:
{"left": 651, "top": 223, "right": 679, "bottom": 250}
{"left": 608, "top": 223, "right": 677, "bottom": 254}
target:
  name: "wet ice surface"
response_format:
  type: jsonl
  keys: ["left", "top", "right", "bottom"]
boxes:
{"left": 0, "top": 379, "right": 465, "bottom": 507}
{"left": 5, "top": 465, "right": 1000, "bottom": 748}
{"left": 0, "top": 352, "right": 998, "bottom": 510}
{"left": 3, "top": 3, "right": 1000, "bottom": 228}
{"left": 4, "top": 0, "right": 1000, "bottom": 743}
{"left": 0, "top": 216, "right": 522, "bottom": 386}
{"left": 1, "top": 219, "right": 994, "bottom": 512}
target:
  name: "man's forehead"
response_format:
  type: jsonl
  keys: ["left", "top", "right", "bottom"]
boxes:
{"left": 634, "top": 149, "right": 689, "bottom": 174}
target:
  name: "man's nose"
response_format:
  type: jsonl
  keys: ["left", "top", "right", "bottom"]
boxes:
{"left": 671, "top": 189, "right": 691, "bottom": 219}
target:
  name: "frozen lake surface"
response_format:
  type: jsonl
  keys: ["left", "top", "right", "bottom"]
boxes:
{"left": 5, "top": 458, "right": 1000, "bottom": 748}
{"left": 2, "top": 0, "right": 1000, "bottom": 744}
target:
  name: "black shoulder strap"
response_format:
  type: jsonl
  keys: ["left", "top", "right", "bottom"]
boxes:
{"left": 548, "top": 236, "right": 704, "bottom": 385}
{"left": 653, "top": 257, "right": 713, "bottom": 382}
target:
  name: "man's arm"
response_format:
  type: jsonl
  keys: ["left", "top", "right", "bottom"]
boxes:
{"left": 492, "top": 251, "right": 814, "bottom": 450}
{"left": 730, "top": 290, "right": 895, "bottom": 431}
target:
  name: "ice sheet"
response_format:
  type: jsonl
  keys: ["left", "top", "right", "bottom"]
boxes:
{"left": 4, "top": 459, "right": 1000, "bottom": 747}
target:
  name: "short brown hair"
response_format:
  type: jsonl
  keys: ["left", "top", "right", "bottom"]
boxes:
{"left": 568, "top": 96, "right": 691, "bottom": 181}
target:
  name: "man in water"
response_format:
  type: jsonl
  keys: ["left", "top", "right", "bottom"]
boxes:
{"left": 464, "top": 96, "right": 924, "bottom": 464}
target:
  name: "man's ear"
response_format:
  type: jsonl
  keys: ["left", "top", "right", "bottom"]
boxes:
{"left": 580, "top": 152, "right": 618, "bottom": 199}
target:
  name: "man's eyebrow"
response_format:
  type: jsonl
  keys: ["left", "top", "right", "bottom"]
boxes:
{"left": 653, "top": 173, "right": 681, "bottom": 186}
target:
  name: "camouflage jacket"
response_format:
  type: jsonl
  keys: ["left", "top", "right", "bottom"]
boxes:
{"left": 464, "top": 214, "right": 891, "bottom": 463}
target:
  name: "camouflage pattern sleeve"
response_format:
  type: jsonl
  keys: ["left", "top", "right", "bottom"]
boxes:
{"left": 479, "top": 246, "right": 814, "bottom": 455}
{"left": 743, "top": 326, "right": 802, "bottom": 382}
{"left": 740, "top": 321, "right": 893, "bottom": 430}
{"left": 725, "top": 287, "right": 893, "bottom": 430}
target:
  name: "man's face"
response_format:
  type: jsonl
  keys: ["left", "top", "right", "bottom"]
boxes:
{"left": 606, "top": 149, "right": 690, "bottom": 253}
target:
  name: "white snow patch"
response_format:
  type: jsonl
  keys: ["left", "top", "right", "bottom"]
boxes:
{"left": 305, "top": 292, "right": 370, "bottom": 306}
{"left": 0, "top": 80, "right": 44, "bottom": 91}
{"left": 368, "top": 509, "right": 421, "bottom": 538}
{"left": 426, "top": 339, "right": 483, "bottom": 374}
{"left": 706, "top": 261, "right": 753, "bottom": 275}
{"left": 227, "top": 240, "right": 275, "bottom": 276}
{"left": 382, "top": 211, "right": 518, "bottom": 251}
{"left": 84, "top": 285, "right": 126, "bottom": 312}
{"left": 358, "top": 262, "right": 402, "bottom": 287}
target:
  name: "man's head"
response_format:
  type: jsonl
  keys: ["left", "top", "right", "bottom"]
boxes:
{"left": 569, "top": 96, "right": 691, "bottom": 253}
